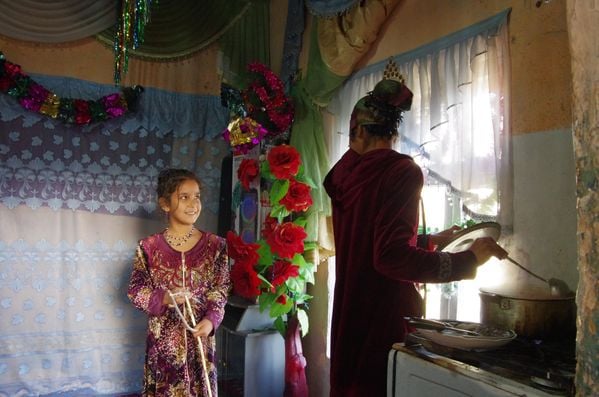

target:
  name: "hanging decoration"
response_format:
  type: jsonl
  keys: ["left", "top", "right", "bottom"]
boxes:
{"left": 221, "top": 62, "right": 294, "bottom": 154}
{"left": 113, "top": 0, "right": 155, "bottom": 84}
{"left": 0, "top": 52, "right": 143, "bottom": 125}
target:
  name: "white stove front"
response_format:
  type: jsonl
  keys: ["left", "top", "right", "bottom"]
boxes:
{"left": 388, "top": 344, "right": 557, "bottom": 397}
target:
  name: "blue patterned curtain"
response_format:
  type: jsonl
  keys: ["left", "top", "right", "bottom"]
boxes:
{"left": 0, "top": 75, "right": 229, "bottom": 395}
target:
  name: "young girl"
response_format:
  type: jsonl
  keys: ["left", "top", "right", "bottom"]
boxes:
{"left": 128, "top": 168, "right": 231, "bottom": 396}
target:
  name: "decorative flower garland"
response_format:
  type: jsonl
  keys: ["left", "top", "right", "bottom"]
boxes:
{"left": 226, "top": 144, "right": 315, "bottom": 335}
{"left": 221, "top": 62, "right": 294, "bottom": 155}
{"left": 0, "top": 51, "right": 143, "bottom": 125}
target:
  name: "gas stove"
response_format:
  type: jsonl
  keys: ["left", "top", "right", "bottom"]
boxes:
{"left": 388, "top": 333, "right": 576, "bottom": 396}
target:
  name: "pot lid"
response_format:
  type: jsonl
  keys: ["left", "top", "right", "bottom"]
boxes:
{"left": 439, "top": 222, "right": 501, "bottom": 253}
{"left": 479, "top": 285, "right": 575, "bottom": 301}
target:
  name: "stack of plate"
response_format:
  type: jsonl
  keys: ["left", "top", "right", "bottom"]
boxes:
{"left": 407, "top": 318, "right": 516, "bottom": 351}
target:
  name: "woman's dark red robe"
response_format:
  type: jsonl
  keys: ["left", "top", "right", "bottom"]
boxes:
{"left": 324, "top": 148, "right": 478, "bottom": 397}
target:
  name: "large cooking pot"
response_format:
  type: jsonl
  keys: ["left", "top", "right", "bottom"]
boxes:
{"left": 479, "top": 288, "right": 576, "bottom": 340}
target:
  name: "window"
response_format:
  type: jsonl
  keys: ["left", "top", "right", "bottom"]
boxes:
{"left": 325, "top": 15, "right": 511, "bottom": 328}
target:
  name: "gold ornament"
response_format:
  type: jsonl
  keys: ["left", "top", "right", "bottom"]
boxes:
{"left": 39, "top": 94, "right": 60, "bottom": 118}
{"left": 383, "top": 58, "right": 405, "bottom": 84}
{"left": 227, "top": 117, "right": 265, "bottom": 147}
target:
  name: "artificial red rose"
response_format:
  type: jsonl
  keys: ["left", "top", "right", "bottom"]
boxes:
{"left": 279, "top": 179, "right": 312, "bottom": 212}
{"left": 4, "top": 62, "right": 22, "bottom": 79}
{"left": 276, "top": 294, "right": 288, "bottom": 305}
{"left": 269, "top": 259, "right": 300, "bottom": 287}
{"left": 230, "top": 261, "right": 261, "bottom": 299}
{"left": 267, "top": 145, "right": 301, "bottom": 180}
{"left": 73, "top": 99, "right": 91, "bottom": 125}
{"left": 266, "top": 222, "right": 307, "bottom": 259}
{"left": 237, "top": 158, "right": 259, "bottom": 191}
{"left": 226, "top": 231, "right": 260, "bottom": 265}
{"left": 261, "top": 213, "right": 278, "bottom": 240}
{"left": 0, "top": 76, "right": 12, "bottom": 92}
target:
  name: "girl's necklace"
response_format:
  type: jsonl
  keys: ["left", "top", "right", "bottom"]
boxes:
{"left": 164, "top": 227, "right": 196, "bottom": 247}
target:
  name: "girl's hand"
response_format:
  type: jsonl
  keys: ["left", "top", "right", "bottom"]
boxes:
{"left": 163, "top": 288, "right": 190, "bottom": 307}
{"left": 192, "top": 318, "right": 214, "bottom": 338}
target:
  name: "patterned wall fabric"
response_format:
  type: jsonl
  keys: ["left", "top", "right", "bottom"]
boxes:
{"left": 0, "top": 74, "right": 230, "bottom": 395}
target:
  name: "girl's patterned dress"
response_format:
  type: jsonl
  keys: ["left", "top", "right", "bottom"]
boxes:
{"left": 128, "top": 231, "right": 230, "bottom": 397}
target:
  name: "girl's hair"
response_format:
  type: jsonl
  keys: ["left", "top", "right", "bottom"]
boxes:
{"left": 156, "top": 168, "right": 202, "bottom": 201}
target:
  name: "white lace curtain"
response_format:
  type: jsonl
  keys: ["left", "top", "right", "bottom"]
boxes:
{"left": 327, "top": 10, "right": 512, "bottom": 227}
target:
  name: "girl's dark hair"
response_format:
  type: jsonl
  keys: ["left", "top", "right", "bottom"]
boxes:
{"left": 156, "top": 168, "right": 202, "bottom": 201}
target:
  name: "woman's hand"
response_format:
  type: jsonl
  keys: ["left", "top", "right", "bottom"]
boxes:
{"left": 430, "top": 225, "right": 462, "bottom": 249}
{"left": 468, "top": 237, "right": 508, "bottom": 265}
{"left": 192, "top": 318, "right": 214, "bottom": 338}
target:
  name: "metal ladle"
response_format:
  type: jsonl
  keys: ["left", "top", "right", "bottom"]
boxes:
{"left": 505, "top": 256, "right": 572, "bottom": 297}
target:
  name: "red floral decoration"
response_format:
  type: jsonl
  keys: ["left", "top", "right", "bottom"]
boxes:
{"left": 226, "top": 143, "right": 316, "bottom": 336}
{"left": 243, "top": 63, "right": 294, "bottom": 136}
{"left": 267, "top": 144, "right": 301, "bottom": 179}
{"left": 221, "top": 62, "right": 294, "bottom": 154}
{"left": 237, "top": 158, "right": 260, "bottom": 191}
{"left": 230, "top": 260, "right": 262, "bottom": 299}
{"left": 261, "top": 213, "right": 278, "bottom": 240}
{"left": 0, "top": 51, "right": 142, "bottom": 125}
{"left": 280, "top": 180, "right": 313, "bottom": 212}
{"left": 266, "top": 222, "right": 307, "bottom": 260}
{"left": 226, "top": 231, "right": 260, "bottom": 266}
{"left": 269, "top": 260, "right": 300, "bottom": 288}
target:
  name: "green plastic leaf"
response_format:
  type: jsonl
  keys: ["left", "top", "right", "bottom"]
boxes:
{"left": 300, "top": 266, "right": 315, "bottom": 284}
{"left": 286, "top": 277, "right": 302, "bottom": 293}
{"left": 269, "top": 179, "right": 289, "bottom": 204}
{"left": 291, "top": 253, "right": 307, "bottom": 267}
{"left": 257, "top": 241, "right": 273, "bottom": 265}
{"left": 304, "top": 242, "right": 318, "bottom": 251}
{"left": 270, "top": 204, "right": 291, "bottom": 221}
{"left": 270, "top": 298, "right": 293, "bottom": 317}
{"left": 258, "top": 293, "right": 275, "bottom": 313}
{"left": 274, "top": 316, "right": 286, "bottom": 336}
{"left": 297, "top": 308, "right": 309, "bottom": 337}
{"left": 260, "top": 160, "right": 274, "bottom": 180}
{"left": 293, "top": 217, "right": 307, "bottom": 228}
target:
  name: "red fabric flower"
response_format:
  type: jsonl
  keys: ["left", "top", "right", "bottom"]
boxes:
{"left": 4, "top": 62, "right": 22, "bottom": 79}
{"left": 0, "top": 76, "right": 13, "bottom": 92}
{"left": 73, "top": 99, "right": 91, "bottom": 125}
{"left": 267, "top": 222, "right": 307, "bottom": 259}
{"left": 270, "top": 259, "right": 300, "bottom": 287}
{"left": 237, "top": 158, "right": 260, "bottom": 191}
{"left": 261, "top": 213, "right": 278, "bottom": 240}
{"left": 226, "top": 231, "right": 260, "bottom": 265}
{"left": 276, "top": 294, "right": 288, "bottom": 305}
{"left": 267, "top": 145, "right": 301, "bottom": 180}
{"left": 230, "top": 261, "right": 261, "bottom": 299}
{"left": 280, "top": 179, "right": 312, "bottom": 212}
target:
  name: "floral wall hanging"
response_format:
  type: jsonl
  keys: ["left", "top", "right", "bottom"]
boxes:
{"left": 0, "top": 51, "right": 143, "bottom": 125}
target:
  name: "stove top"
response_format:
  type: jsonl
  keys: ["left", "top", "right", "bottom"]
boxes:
{"left": 405, "top": 333, "right": 576, "bottom": 396}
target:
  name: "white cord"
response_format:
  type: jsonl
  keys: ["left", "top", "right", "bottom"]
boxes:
{"left": 167, "top": 291, "right": 196, "bottom": 332}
